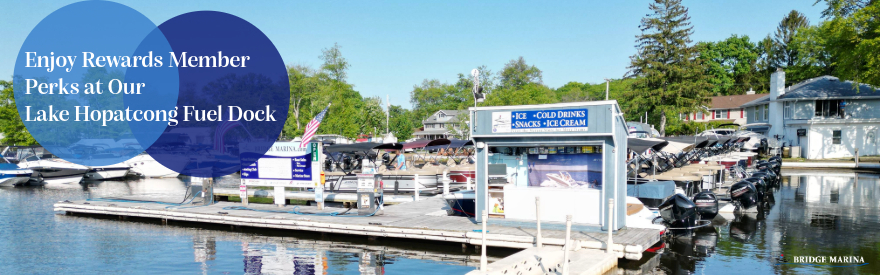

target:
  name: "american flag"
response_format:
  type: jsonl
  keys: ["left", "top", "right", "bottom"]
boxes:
{"left": 300, "top": 103, "right": 330, "bottom": 148}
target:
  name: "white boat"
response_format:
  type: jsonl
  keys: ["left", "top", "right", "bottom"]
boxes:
{"left": 6, "top": 147, "right": 89, "bottom": 184}
{"left": 84, "top": 162, "right": 131, "bottom": 180}
{"left": 625, "top": 196, "right": 667, "bottom": 230}
{"left": 124, "top": 153, "right": 180, "bottom": 178}
{"left": 0, "top": 158, "right": 33, "bottom": 187}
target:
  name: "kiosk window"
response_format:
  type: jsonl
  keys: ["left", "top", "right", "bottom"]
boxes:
{"left": 832, "top": 130, "right": 842, "bottom": 144}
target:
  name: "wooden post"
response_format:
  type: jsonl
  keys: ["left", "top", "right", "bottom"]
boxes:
{"left": 240, "top": 179, "right": 248, "bottom": 206}
{"left": 607, "top": 198, "right": 614, "bottom": 254}
{"left": 442, "top": 170, "right": 450, "bottom": 195}
{"left": 480, "top": 211, "right": 488, "bottom": 272}
{"left": 855, "top": 148, "right": 860, "bottom": 168}
{"left": 563, "top": 214, "right": 572, "bottom": 275}
{"left": 535, "top": 196, "right": 542, "bottom": 248}
{"left": 414, "top": 174, "right": 420, "bottom": 201}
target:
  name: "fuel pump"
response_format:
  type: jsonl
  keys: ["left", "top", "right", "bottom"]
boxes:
{"left": 356, "top": 174, "right": 384, "bottom": 216}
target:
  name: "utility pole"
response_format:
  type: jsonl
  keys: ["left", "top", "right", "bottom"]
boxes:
{"left": 386, "top": 94, "right": 389, "bottom": 135}
{"left": 604, "top": 78, "right": 611, "bottom": 100}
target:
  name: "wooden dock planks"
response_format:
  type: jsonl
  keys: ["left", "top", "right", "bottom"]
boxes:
{"left": 53, "top": 196, "right": 661, "bottom": 260}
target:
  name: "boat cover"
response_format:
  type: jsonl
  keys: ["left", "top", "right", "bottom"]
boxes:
{"left": 661, "top": 136, "right": 710, "bottom": 148}
{"left": 627, "top": 180, "right": 676, "bottom": 199}
{"left": 402, "top": 139, "right": 451, "bottom": 150}
{"left": 627, "top": 138, "right": 669, "bottom": 154}
{"left": 425, "top": 139, "right": 473, "bottom": 151}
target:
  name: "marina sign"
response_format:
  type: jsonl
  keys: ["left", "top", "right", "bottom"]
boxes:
{"left": 491, "top": 108, "right": 589, "bottom": 133}
{"left": 240, "top": 141, "right": 320, "bottom": 187}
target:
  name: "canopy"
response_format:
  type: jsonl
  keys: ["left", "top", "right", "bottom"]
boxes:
{"left": 425, "top": 139, "right": 473, "bottom": 151}
{"left": 627, "top": 138, "right": 669, "bottom": 154}
{"left": 324, "top": 142, "right": 403, "bottom": 153}
{"left": 402, "top": 138, "right": 451, "bottom": 150}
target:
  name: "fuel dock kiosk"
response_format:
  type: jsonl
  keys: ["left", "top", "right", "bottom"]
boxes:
{"left": 471, "top": 101, "right": 628, "bottom": 230}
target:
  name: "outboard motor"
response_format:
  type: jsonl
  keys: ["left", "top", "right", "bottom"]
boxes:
{"left": 729, "top": 181, "right": 759, "bottom": 211}
{"left": 324, "top": 158, "right": 334, "bottom": 172}
{"left": 759, "top": 138, "right": 769, "bottom": 156}
{"left": 341, "top": 154, "right": 353, "bottom": 172}
{"left": 381, "top": 152, "right": 391, "bottom": 166}
{"left": 692, "top": 191, "right": 719, "bottom": 221}
{"left": 743, "top": 177, "right": 767, "bottom": 200}
{"left": 659, "top": 194, "right": 698, "bottom": 231}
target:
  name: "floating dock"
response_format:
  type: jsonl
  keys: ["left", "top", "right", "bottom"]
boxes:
{"left": 54, "top": 196, "right": 661, "bottom": 274}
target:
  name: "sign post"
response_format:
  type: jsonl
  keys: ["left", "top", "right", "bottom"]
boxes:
{"left": 240, "top": 179, "right": 248, "bottom": 206}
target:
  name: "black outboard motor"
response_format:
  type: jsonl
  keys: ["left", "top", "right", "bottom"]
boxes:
{"left": 743, "top": 177, "right": 767, "bottom": 200}
{"left": 692, "top": 191, "right": 719, "bottom": 221}
{"left": 759, "top": 138, "right": 769, "bottom": 156}
{"left": 659, "top": 194, "right": 698, "bottom": 231}
{"left": 324, "top": 158, "right": 334, "bottom": 172}
{"left": 729, "top": 181, "right": 759, "bottom": 211}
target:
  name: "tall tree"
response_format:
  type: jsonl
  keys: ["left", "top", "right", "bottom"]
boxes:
{"left": 818, "top": 0, "right": 880, "bottom": 87}
{"left": 624, "top": 0, "right": 710, "bottom": 136}
{"left": 772, "top": 10, "right": 811, "bottom": 68}
{"left": 283, "top": 64, "right": 322, "bottom": 137}
{"left": 696, "top": 35, "right": 760, "bottom": 95}
{"left": 388, "top": 105, "right": 417, "bottom": 141}
{"left": 320, "top": 43, "right": 349, "bottom": 83}
{"left": 498, "top": 57, "right": 543, "bottom": 90}
{"left": 0, "top": 80, "right": 37, "bottom": 145}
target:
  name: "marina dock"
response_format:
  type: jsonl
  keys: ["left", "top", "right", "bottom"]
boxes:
{"left": 54, "top": 195, "right": 661, "bottom": 273}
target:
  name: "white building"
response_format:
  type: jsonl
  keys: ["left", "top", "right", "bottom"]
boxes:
{"left": 412, "top": 110, "right": 463, "bottom": 140}
{"left": 742, "top": 70, "right": 880, "bottom": 159}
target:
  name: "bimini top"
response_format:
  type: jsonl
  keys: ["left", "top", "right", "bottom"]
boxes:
{"left": 324, "top": 142, "right": 403, "bottom": 153}
{"left": 627, "top": 138, "right": 669, "bottom": 154}
{"left": 402, "top": 138, "right": 451, "bottom": 150}
{"left": 426, "top": 139, "right": 474, "bottom": 151}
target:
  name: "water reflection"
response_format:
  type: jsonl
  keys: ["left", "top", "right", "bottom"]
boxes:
{"left": 0, "top": 177, "right": 484, "bottom": 274}
{"left": 627, "top": 170, "right": 880, "bottom": 274}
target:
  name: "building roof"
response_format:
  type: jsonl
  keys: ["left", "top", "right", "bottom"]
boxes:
{"left": 412, "top": 129, "right": 451, "bottom": 136}
{"left": 778, "top": 76, "right": 880, "bottom": 100}
{"left": 740, "top": 95, "right": 770, "bottom": 108}
{"left": 708, "top": 93, "right": 769, "bottom": 110}
{"left": 423, "top": 110, "right": 462, "bottom": 123}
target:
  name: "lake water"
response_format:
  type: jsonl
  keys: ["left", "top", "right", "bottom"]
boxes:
{"left": 2, "top": 170, "right": 878, "bottom": 274}
{"left": 628, "top": 170, "right": 880, "bottom": 274}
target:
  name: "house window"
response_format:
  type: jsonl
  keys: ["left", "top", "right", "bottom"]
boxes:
{"left": 783, "top": 102, "right": 792, "bottom": 119}
{"left": 754, "top": 106, "right": 759, "bottom": 121}
{"left": 763, "top": 105, "right": 769, "bottom": 121}
{"left": 815, "top": 100, "right": 844, "bottom": 118}
{"left": 697, "top": 112, "right": 703, "bottom": 120}
{"left": 715, "top": 109, "right": 727, "bottom": 119}
{"left": 832, "top": 130, "right": 842, "bottom": 144}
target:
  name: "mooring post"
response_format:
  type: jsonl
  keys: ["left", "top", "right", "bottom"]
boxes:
{"left": 855, "top": 148, "right": 860, "bottom": 168}
{"left": 414, "top": 174, "right": 420, "bottom": 201}
{"left": 240, "top": 179, "right": 248, "bottom": 206}
{"left": 535, "top": 196, "right": 543, "bottom": 248}
{"left": 442, "top": 170, "right": 450, "bottom": 195}
{"left": 607, "top": 198, "right": 614, "bottom": 254}
{"left": 466, "top": 178, "right": 472, "bottom": 190}
{"left": 562, "top": 214, "right": 572, "bottom": 275}
{"left": 480, "top": 211, "right": 488, "bottom": 272}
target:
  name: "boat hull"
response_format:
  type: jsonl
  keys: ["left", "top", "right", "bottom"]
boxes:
{"left": 443, "top": 190, "right": 476, "bottom": 217}
{"left": 0, "top": 174, "right": 32, "bottom": 187}
{"left": 84, "top": 167, "right": 131, "bottom": 180}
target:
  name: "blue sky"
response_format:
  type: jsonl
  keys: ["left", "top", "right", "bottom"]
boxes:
{"left": 1, "top": 0, "right": 826, "bottom": 109}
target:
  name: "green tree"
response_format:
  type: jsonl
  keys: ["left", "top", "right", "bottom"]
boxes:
{"left": 283, "top": 64, "right": 323, "bottom": 138}
{"left": 320, "top": 43, "right": 349, "bottom": 83}
{"left": 358, "top": 96, "right": 386, "bottom": 136}
{"left": 498, "top": 57, "right": 542, "bottom": 90}
{"left": 388, "top": 105, "right": 417, "bottom": 141}
{"left": 624, "top": 0, "right": 710, "bottom": 136}
{"left": 818, "top": 0, "right": 880, "bottom": 87}
{"left": 771, "top": 10, "right": 811, "bottom": 68}
{"left": 696, "top": 35, "right": 761, "bottom": 95}
{"left": 0, "top": 80, "right": 37, "bottom": 145}
{"left": 786, "top": 25, "right": 835, "bottom": 83}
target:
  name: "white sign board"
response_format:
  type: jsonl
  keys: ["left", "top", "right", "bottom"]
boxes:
{"left": 240, "top": 141, "right": 320, "bottom": 188}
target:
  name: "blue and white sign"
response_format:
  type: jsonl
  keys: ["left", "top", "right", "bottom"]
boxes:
{"left": 240, "top": 141, "right": 319, "bottom": 187}
{"left": 491, "top": 109, "right": 589, "bottom": 133}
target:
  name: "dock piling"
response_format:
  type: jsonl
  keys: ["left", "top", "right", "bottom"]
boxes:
{"left": 563, "top": 214, "right": 572, "bottom": 275}
{"left": 239, "top": 179, "right": 248, "bottom": 206}
{"left": 480, "top": 211, "right": 488, "bottom": 272}
{"left": 535, "top": 196, "right": 543, "bottom": 248}
{"left": 466, "top": 178, "right": 472, "bottom": 190}
{"left": 414, "top": 174, "right": 420, "bottom": 201}
{"left": 607, "top": 198, "right": 614, "bottom": 254}
{"left": 442, "top": 171, "right": 450, "bottom": 195}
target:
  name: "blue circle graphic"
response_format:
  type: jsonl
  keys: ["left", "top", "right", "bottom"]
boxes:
{"left": 13, "top": 1, "right": 178, "bottom": 166}
{"left": 146, "top": 11, "right": 289, "bottom": 177}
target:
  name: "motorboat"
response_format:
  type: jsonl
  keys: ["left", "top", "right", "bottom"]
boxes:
{"left": 443, "top": 190, "right": 476, "bottom": 217}
{"left": 625, "top": 196, "right": 666, "bottom": 230}
{"left": 84, "top": 162, "right": 131, "bottom": 180}
{"left": 2, "top": 146, "right": 88, "bottom": 184}
{"left": 124, "top": 153, "right": 181, "bottom": 178}
{"left": 0, "top": 156, "right": 33, "bottom": 187}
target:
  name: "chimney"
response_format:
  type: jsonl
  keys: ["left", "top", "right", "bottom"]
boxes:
{"left": 746, "top": 88, "right": 755, "bottom": 95}
{"left": 770, "top": 68, "right": 785, "bottom": 100}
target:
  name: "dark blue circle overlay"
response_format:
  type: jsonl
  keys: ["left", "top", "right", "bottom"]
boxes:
{"left": 13, "top": 1, "right": 178, "bottom": 166}
{"left": 146, "top": 11, "right": 289, "bottom": 177}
